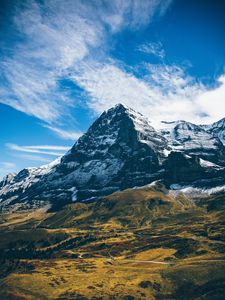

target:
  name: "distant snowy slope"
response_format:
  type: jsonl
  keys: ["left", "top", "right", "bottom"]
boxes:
{"left": 202, "top": 118, "right": 225, "bottom": 145}
{"left": 159, "top": 120, "right": 225, "bottom": 165}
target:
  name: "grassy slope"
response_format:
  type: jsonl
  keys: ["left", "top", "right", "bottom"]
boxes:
{"left": 0, "top": 184, "right": 224, "bottom": 299}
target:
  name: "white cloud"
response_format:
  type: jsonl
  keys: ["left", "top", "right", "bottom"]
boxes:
{"left": 1, "top": 162, "right": 16, "bottom": 169}
{"left": 138, "top": 42, "right": 165, "bottom": 59}
{"left": 0, "top": 0, "right": 99, "bottom": 123}
{"left": 101, "top": 0, "right": 173, "bottom": 32}
{"left": 3, "top": 0, "right": 223, "bottom": 130}
{"left": 20, "top": 145, "right": 70, "bottom": 151}
{"left": 71, "top": 60, "right": 225, "bottom": 127}
{"left": 0, "top": 0, "right": 172, "bottom": 125}
{"left": 15, "top": 154, "right": 51, "bottom": 163}
{"left": 194, "top": 75, "right": 225, "bottom": 124}
{"left": 72, "top": 62, "right": 160, "bottom": 113}
{"left": 44, "top": 125, "right": 83, "bottom": 140}
{"left": 0, "top": 162, "right": 17, "bottom": 179}
{"left": 6, "top": 143, "right": 70, "bottom": 156}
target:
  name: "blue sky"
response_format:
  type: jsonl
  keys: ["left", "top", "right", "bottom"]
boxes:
{"left": 0, "top": 0, "right": 225, "bottom": 178}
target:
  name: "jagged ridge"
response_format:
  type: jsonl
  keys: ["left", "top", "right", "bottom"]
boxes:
{"left": 1, "top": 103, "right": 225, "bottom": 211}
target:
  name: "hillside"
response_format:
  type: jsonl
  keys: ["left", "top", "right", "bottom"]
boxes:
{"left": 0, "top": 183, "right": 225, "bottom": 299}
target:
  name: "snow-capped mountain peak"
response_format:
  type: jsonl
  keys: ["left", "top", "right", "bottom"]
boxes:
{"left": 203, "top": 117, "right": 225, "bottom": 145}
{"left": 1, "top": 104, "right": 225, "bottom": 211}
{"left": 159, "top": 119, "right": 224, "bottom": 163}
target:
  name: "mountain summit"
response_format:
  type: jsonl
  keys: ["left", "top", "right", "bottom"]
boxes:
{"left": 1, "top": 104, "right": 225, "bottom": 211}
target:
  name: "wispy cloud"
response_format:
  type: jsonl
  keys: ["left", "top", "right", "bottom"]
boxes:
{"left": 72, "top": 62, "right": 161, "bottom": 113}
{"left": 6, "top": 143, "right": 70, "bottom": 156}
{"left": 138, "top": 42, "right": 165, "bottom": 59}
{"left": 101, "top": 0, "right": 173, "bottom": 32}
{"left": 15, "top": 154, "right": 51, "bottom": 163}
{"left": 71, "top": 60, "right": 225, "bottom": 126}
{"left": 19, "top": 145, "right": 70, "bottom": 151}
{"left": 44, "top": 125, "right": 83, "bottom": 140}
{"left": 1, "top": 0, "right": 99, "bottom": 123}
{"left": 3, "top": 0, "right": 223, "bottom": 130}
{"left": 1, "top": 162, "right": 16, "bottom": 169}
{"left": 0, "top": 162, "right": 17, "bottom": 179}
{"left": 195, "top": 75, "right": 225, "bottom": 123}
{"left": 0, "top": 0, "right": 172, "bottom": 127}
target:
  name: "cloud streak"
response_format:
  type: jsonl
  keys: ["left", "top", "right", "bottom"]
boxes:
{"left": 71, "top": 60, "right": 225, "bottom": 127}
{"left": 44, "top": 125, "right": 83, "bottom": 141}
{"left": 1, "top": 162, "right": 16, "bottom": 169}
{"left": 0, "top": 162, "right": 17, "bottom": 180}
{"left": 15, "top": 154, "right": 51, "bottom": 163}
{"left": 0, "top": 0, "right": 99, "bottom": 123}
{"left": 138, "top": 42, "right": 165, "bottom": 59}
{"left": 0, "top": 0, "right": 172, "bottom": 127}
{"left": 6, "top": 143, "right": 70, "bottom": 156}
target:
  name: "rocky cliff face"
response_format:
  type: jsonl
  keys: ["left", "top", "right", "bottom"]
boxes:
{"left": 0, "top": 104, "right": 168, "bottom": 210}
{"left": 160, "top": 120, "right": 225, "bottom": 165}
{"left": 1, "top": 104, "right": 225, "bottom": 211}
{"left": 203, "top": 118, "right": 225, "bottom": 145}
{"left": 164, "top": 151, "right": 225, "bottom": 188}
{"left": 60, "top": 104, "right": 168, "bottom": 197}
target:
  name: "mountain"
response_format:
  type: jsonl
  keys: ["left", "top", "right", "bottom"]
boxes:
{"left": 60, "top": 104, "right": 168, "bottom": 196}
{"left": 159, "top": 120, "right": 225, "bottom": 187}
{"left": 1, "top": 105, "right": 225, "bottom": 299}
{"left": 0, "top": 104, "right": 168, "bottom": 210}
{"left": 203, "top": 118, "right": 225, "bottom": 145}
{"left": 159, "top": 120, "right": 225, "bottom": 164}
{"left": 1, "top": 103, "right": 225, "bottom": 211}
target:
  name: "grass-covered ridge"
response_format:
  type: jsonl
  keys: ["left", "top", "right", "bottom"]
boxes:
{"left": 0, "top": 183, "right": 225, "bottom": 299}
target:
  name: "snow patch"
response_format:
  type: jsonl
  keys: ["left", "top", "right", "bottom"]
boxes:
{"left": 170, "top": 183, "right": 225, "bottom": 195}
{"left": 69, "top": 187, "right": 78, "bottom": 202}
